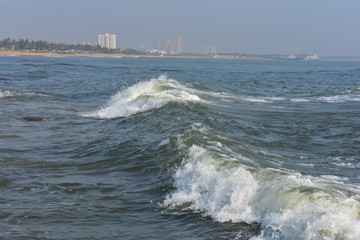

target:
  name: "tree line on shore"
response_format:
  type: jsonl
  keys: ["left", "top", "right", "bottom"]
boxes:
{"left": 0, "top": 38, "right": 146, "bottom": 54}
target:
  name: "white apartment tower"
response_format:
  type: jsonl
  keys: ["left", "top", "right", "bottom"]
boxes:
{"left": 98, "top": 33, "right": 117, "bottom": 49}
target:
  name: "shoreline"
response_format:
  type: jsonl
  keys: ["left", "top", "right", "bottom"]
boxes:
{"left": 0, "top": 50, "right": 267, "bottom": 60}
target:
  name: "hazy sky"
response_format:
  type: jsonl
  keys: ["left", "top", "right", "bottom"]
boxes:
{"left": 1, "top": 0, "right": 359, "bottom": 56}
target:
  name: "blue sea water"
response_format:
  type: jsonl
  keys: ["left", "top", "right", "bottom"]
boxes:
{"left": 0, "top": 55, "right": 360, "bottom": 240}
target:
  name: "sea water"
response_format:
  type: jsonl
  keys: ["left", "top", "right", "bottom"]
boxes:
{"left": 0, "top": 55, "right": 360, "bottom": 239}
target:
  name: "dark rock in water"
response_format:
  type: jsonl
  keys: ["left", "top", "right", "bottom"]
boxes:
{"left": 0, "top": 77, "right": 9, "bottom": 80}
{"left": 23, "top": 116, "right": 44, "bottom": 122}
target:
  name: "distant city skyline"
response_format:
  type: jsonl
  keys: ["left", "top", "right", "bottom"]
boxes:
{"left": 1, "top": 0, "right": 360, "bottom": 56}
{"left": 157, "top": 35, "right": 183, "bottom": 54}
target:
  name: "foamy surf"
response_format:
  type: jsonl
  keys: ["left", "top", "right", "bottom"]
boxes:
{"left": 164, "top": 141, "right": 360, "bottom": 240}
{"left": 82, "top": 75, "right": 202, "bottom": 119}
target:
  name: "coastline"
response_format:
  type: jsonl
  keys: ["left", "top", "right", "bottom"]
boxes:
{"left": 0, "top": 50, "right": 267, "bottom": 60}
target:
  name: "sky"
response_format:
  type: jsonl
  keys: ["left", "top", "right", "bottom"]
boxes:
{"left": 1, "top": 0, "right": 359, "bottom": 56}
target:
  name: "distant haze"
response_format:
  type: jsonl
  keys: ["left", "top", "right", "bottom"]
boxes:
{"left": 1, "top": 0, "right": 359, "bottom": 56}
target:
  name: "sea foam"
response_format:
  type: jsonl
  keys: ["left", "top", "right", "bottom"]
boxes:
{"left": 0, "top": 90, "right": 16, "bottom": 98}
{"left": 0, "top": 90, "right": 48, "bottom": 98}
{"left": 83, "top": 75, "right": 202, "bottom": 119}
{"left": 164, "top": 139, "right": 360, "bottom": 240}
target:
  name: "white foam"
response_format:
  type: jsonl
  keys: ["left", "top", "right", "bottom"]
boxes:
{"left": 82, "top": 75, "right": 202, "bottom": 119}
{"left": 290, "top": 98, "right": 310, "bottom": 102}
{"left": 0, "top": 90, "right": 16, "bottom": 98}
{"left": 346, "top": 87, "right": 360, "bottom": 94}
{"left": 242, "top": 96, "right": 289, "bottom": 103}
{"left": 0, "top": 90, "right": 48, "bottom": 98}
{"left": 329, "top": 156, "right": 359, "bottom": 169}
{"left": 266, "top": 97, "right": 287, "bottom": 101}
{"left": 191, "top": 122, "right": 209, "bottom": 135}
{"left": 332, "top": 162, "right": 358, "bottom": 169}
{"left": 243, "top": 97, "right": 270, "bottom": 103}
{"left": 164, "top": 143, "right": 360, "bottom": 239}
{"left": 290, "top": 94, "right": 360, "bottom": 103}
{"left": 159, "top": 138, "right": 170, "bottom": 146}
{"left": 297, "top": 163, "right": 315, "bottom": 167}
{"left": 164, "top": 145, "right": 258, "bottom": 223}
{"left": 317, "top": 95, "right": 360, "bottom": 103}
{"left": 321, "top": 175, "right": 349, "bottom": 182}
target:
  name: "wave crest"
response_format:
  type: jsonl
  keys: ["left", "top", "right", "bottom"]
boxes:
{"left": 164, "top": 140, "right": 360, "bottom": 239}
{"left": 83, "top": 75, "right": 202, "bottom": 119}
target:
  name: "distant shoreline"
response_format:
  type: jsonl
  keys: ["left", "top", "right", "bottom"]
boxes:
{"left": 0, "top": 51, "right": 267, "bottom": 60}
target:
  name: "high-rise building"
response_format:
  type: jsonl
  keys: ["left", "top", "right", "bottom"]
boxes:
{"left": 158, "top": 35, "right": 183, "bottom": 54}
{"left": 98, "top": 33, "right": 117, "bottom": 49}
{"left": 176, "top": 35, "right": 183, "bottom": 54}
{"left": 159, "top": 38, "right": 175, "bottom": 53}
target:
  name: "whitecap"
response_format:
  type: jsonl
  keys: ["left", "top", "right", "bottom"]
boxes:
{"left": 82, "top": 75, "right": 203, "bottom": 119}
{"left": 164, "top": 142, "right": 360, "bottom": 240}
{"left": 163, "top": 145, "right": 258, "bottom": 223}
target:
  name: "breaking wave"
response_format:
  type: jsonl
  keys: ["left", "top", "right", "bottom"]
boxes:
{"left": 83, "top": 75, "right": 202, "bottom": 119}
{"left": 163, "top": 125, "right": 360, "bottom": 240}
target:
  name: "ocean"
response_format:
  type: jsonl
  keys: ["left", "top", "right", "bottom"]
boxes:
{"left": 0, "top": 55, "right": 359, "bottom": 240}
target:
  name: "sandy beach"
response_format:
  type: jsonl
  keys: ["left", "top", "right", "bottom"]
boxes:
{"left": 0, "top": 50, "right": 265, "bottom": 60}
{"left": 0, "top": 50, "right": 156, "bottom": 58}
